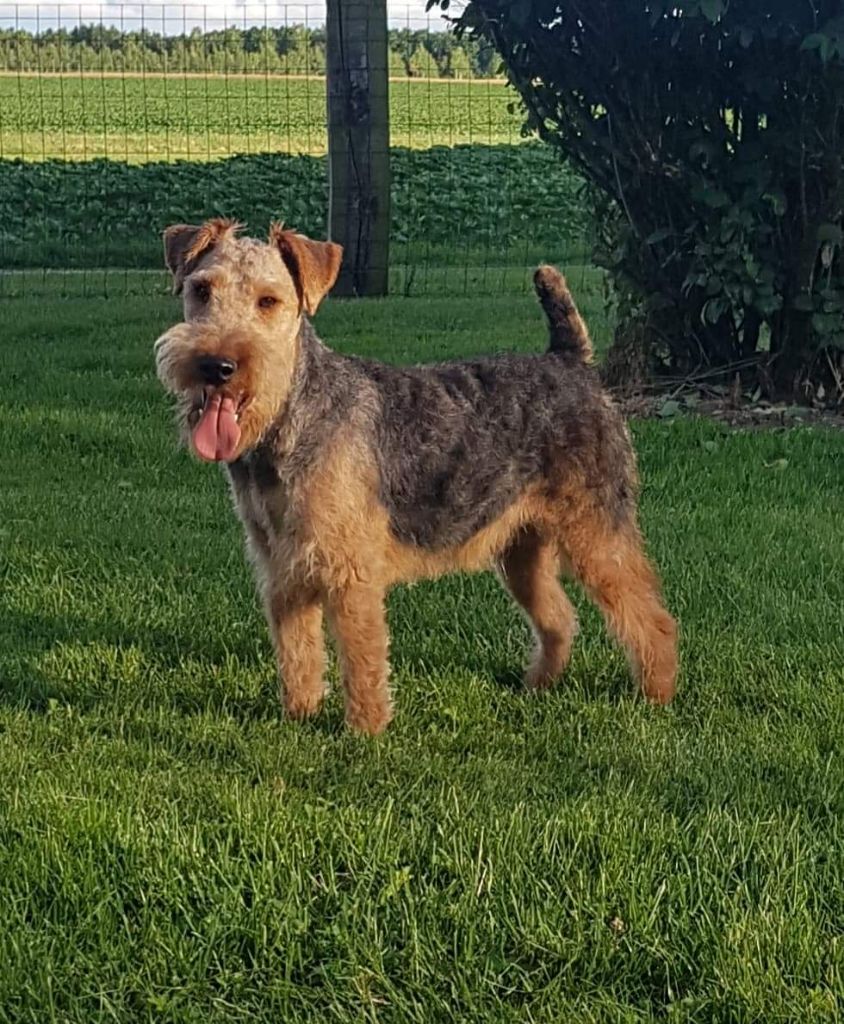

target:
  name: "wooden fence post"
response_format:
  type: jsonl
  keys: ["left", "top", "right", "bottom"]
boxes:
{"left": 326, "top": 0, "right": 390, "bottom": 296}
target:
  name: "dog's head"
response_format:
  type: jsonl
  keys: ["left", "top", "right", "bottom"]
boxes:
{"left": 154, "top": 218, "right": 342, "bottom": 462}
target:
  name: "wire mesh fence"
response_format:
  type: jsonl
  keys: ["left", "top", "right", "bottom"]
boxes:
{"left": 0, "top": 2, "right": 596, "bottom": 298}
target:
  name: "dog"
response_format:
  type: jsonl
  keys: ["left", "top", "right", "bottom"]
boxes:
{"left": 154, "top": 218, "right": 678, "bottom": 734}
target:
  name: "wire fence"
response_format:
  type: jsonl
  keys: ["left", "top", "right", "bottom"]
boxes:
{"left": 0, "top": 3, "right": 595, "bottom": 298}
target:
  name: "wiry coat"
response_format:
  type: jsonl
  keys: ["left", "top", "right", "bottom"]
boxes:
{"left": 155, "top": 220, "right": 678, "bottom": 734}
{"left": 236, "top": 321, "right": 635, "bottom": 553}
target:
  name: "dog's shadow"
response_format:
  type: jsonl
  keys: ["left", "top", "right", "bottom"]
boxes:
{"left": 1, "top": 601, "right": 630, "bottom": 729}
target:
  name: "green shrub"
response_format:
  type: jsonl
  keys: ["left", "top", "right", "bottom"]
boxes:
{"left": 438, "top": 0, "right": 844, "bottom": 397}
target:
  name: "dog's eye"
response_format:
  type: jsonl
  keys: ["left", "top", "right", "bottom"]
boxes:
{"left": 258, "top": 295, "right": 279, "bottom": 310}
{"left": 193, "top": 282, "right": 211, "bottom": 303}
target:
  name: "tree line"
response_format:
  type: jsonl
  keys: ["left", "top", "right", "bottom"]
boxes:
{"left": 0, "top": 25, "right": 500, "bottom": 78}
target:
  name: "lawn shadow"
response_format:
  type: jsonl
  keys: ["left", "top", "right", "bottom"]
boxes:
{"left": 3, "top": 598, "right": 634, "bottom": 736}
{"left": 0, "top": 606, "right": 277, "bottom": 719}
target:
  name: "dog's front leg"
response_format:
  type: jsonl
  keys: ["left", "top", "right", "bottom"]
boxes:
{"left": 266, "top": 589, "right": 327, "bottom": 721}
{"left": 326, "top": 584, "right": 392, "bottom": 735}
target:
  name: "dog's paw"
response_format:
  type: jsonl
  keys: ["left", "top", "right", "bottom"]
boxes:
{"left": 524, "top": 636, "right": 571, "bottom": 691}
{"left": 283, "top": 690, "right": 325, "bottom": 721}
{"left": 344, "top": 702, "right": 393, "bottom": 736}
{"left": 524, "top": 664, "right": 558, "bottom": 691}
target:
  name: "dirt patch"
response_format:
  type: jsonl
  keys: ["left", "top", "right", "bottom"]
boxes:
{"left": 614, "top": 388, "right": 844, "bottom": 431}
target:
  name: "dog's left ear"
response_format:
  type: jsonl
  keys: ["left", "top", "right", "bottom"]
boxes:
{"left": 270, "top": 223, "right": 343, "bottom": 315}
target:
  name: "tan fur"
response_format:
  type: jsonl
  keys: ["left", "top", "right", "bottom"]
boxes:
{"left": 243, "top": 431, "right": 677, "bottom": 731}
{"left": 155, "top": 220, "right": 678, "bottom": 735}
{"left": 561, "top": 514, "right": 678, "bottom": 704}
{"left": 155, "top": 225, "right": 326, "bottom": 458}
{"left": 269, "top": 591, "right": 326, "bottom": 720}
{"left": 163, "top": 218, "right": 243, "bottom": 294}
{"left": 269, "top": 222, "right": 344, "bottom": 315}
{"left": 499, "top": 529, "right": 579, "bottom": 690}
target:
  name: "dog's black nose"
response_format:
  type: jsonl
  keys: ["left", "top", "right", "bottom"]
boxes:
{"left": 198, "top": 356, "right": 237, "bottom": 386}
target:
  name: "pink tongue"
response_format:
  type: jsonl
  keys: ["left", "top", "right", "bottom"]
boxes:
{"left": 192, "top": 394, "right": 241, "bottom": 462}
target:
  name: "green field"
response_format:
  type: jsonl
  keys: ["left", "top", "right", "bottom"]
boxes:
{"left": 0, "top": 74, "right": 523, "bottom": 161}
{"left": 0, "top": 145, "right": 590, "bottom": 274}
{"left": 0, "top": 74, "right": 589, "bottom": 281}
{"left": 2, "top": 282, "right": 843, "bottom": 1020}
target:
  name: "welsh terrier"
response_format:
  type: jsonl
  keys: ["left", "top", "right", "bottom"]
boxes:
{"left": 154, "top": 219, "right": 678, "bottom": 734}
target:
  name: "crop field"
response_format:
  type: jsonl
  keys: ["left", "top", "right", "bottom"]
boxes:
{"left": 2, "top": 282, "right": 844, "bottom": 1020}
{"left": 0, "top": 73, "right": 588, "bottom": 281}
{"left": 0, "top": 74, "right": 524, "bottom": 161}
{"left": 0, "top": 144, "right": 590, "bottom": 274}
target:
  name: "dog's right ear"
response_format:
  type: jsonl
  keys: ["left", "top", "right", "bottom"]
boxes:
{"left": 163, "top": 219, "right": 242, "bottom": 294}
{"left": 163, "top": 224, "right": 203, "bottom": 294}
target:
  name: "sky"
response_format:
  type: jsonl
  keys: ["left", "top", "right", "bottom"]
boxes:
{"left": 1, "top": 1, "right": 456, "bottom": 33}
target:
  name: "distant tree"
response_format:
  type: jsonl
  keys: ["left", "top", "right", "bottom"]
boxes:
{"left": 422, "top": 29, "right": 456, "bottom": 75}
{"left": 408, "top": 41, "right": 438, "bottom": 77}
{"left": 0, "top": 22, "right": 479, "bottom": 82}
{"left": 466, "top": 37, "right": 501, "bottom": 78}
{"left": 389, "top": 47, "right": 409, "bottom": 77}
{"left": 448, "top": 45, "right": 473, "bottom": 79}
{"left": 388, "top": 29, "right": 418, "bottom": 76}
{"left": 39, "top": 42, "right": 60, "bottom": 71}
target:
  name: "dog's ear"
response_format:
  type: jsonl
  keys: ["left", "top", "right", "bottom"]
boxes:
{"left": 163, "top": 218, "right": 242, "bottom": 294}
{"left": 270, "top": 223, "right": 343, "bottom": 315}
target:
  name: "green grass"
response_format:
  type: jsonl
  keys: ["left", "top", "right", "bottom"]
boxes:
{"left": 1, "top": 284, "right": 843, "bottom": 1022}
{"left": 0, "top": 75, "right": 522, "bottom": 161}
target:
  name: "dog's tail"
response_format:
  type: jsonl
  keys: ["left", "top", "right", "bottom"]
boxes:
{"left": 533, "top": 265, "right": 593, "bottom": 362}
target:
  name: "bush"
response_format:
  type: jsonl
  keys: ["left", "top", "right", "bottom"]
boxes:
{"left": 436, "top": 0, "right": 844, "bottom": 397}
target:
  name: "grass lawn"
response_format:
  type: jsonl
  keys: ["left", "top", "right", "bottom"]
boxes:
{"left": 1, "top": 281, "right": 843, "bottom": 1022}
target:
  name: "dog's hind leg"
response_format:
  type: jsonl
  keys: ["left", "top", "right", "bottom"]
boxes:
{"left": 499, "top": 528, "right": 579, "bottom": 690}
{"left": 560, "top": 516, "right": 678, "bottom": 704}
